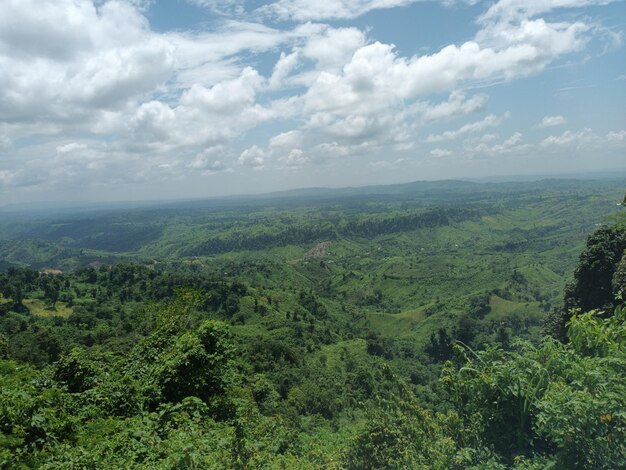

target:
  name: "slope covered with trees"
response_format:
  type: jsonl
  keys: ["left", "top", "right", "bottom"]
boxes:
{"left": 0, "top": 179, "right": 624, "bottom": 468}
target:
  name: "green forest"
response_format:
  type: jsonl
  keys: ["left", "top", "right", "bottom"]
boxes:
{"left": 0, "top": 178, "right": 625, "bottom": 469}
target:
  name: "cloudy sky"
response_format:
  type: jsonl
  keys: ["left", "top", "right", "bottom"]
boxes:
{"left": 0, "top": 0, "right": 624, "bottom": 204}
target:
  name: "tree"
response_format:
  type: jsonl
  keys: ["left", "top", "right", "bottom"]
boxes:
{"left": 546, "top": 220, "right": 626, "bottom": 340}
{"left": 42, "top": 276, "right": 61, "bottom": 309}
{"left": 6, "top": 281, "right": 24, "bottom": 310}
{"left": 426, "top": 327, "right": 453, "bottom": 361}
{"left": 53, "top": 347, "right": 101, "bottom": 393}
{"left": 443, "top": 305, "right": 626, "bottom": 468}
{"left": 151, "top": 320, "right": 235, "bottom": 404}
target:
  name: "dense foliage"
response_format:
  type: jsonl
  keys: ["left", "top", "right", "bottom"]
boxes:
{"left": 0, "top": 179, "right": 624, "bottom": 468}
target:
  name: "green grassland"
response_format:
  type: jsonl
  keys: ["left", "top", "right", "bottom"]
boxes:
{"left": 22, "top": 298, "right": 73, "bottom": 318}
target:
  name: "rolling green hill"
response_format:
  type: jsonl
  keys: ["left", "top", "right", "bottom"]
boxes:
{"left": 0, "top": 177, "right": 624, "bottom": 468}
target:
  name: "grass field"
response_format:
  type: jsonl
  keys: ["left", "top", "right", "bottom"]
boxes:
{"left": 23, "top": 298, "right": 74, "bottom": 318}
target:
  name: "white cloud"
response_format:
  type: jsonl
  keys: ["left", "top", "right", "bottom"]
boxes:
{"left": 185, "top": 146, "right": 232, "bottom": 175}
{"left": 268, "top": 26, "right": 368, "bottom": 90}
{"left": 258, "top": 0, "right": 419, "bottom": 21}
{"left": 167, "top": 21, "right": 308, "bottom": 89}
{"left": 0, "top": 170, "right": 16, "bottom": 185}
{"left": 368, "top": 157, "right": 409, "bottom": 168}
{"left": 531, "top": 128, "right": 626, "bottom": 161}
{"left": 238, "top": 145, "right": 266, "bottom": 167}
{"left": 606, "top": 130, "right": 626, "bottom": 142}
{"left": 478, "top": 133, "right": 499, "bottom": 143}
{"left": 269, "top": 50, "right": 300, "bottom": 89}
{"left": 129, "top": 101, "right": 176, "bottom": 144}
{"left": 120, "top": 67, "right": 281, "bottom": 157}
{"left": 541, "top": 128, "right": 595, "bottom": 147}
{"left": 537, "top": 115, "right": 567, "bottom": 128}
{"left": 503, "top": 132, "right": 523, "bottom": 146}
{"left": 186, "top": 0, "right": 245, "bottom": 15}
{"left": 253, "top": 129, "right": 367, "bottom": 169}
{"left": 426, "top": 113, "right": 509, "bottom": 142}
{"left": 301, "top": 27, "right": 367, "bottom": 71}
{"left": 275, "top": 0, "right": 595, "bottom": 167}
{"left": 303, "top": 18, "right": 587, "bottom": 117}
{"left": 0, "top": 0, "right": 174, "bottom": 125}
{"left": 278, "top": 148, "right": 309, "bottom": 168}
{"left": 294, "top": 10, "right": 586, "bottom": 159}
{"left": 540, "top": 127, "right": 626, "bottom": 149}
{"left": 69, "top": 39, "right": 173, "bottom": 108}
{"left": 430, "top": 148, "right": 453, "bottom": 158}
{"left": 480, "top": 0, "right": 616, "bottom": 23}
{"left": 416, "top": 91, "right": 489, "bottom": 122}
{"left": 269, "top": 130, "right": 304, "bottom": 149}
{"left": 315, "top": 141, "right": 354, "bottom": 158}
{"left": 0, "top": 0, "right": 620, "bottom": 200}
{"left": 56, "top": 142, "right": 88, "bottom": 154}
{"left": 470, "top": 132, "right": 532, "bottom": 157}
{"left": 180, "top": 67, "right": 263, "bottom": 114}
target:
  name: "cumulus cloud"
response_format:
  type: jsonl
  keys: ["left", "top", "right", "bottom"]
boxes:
{"left": 120, "top": 66, "right": 281, "bottom": 158}
{"left": 530, "top": 127, "right": 626, "bottom": 164}
{"left": 300, "top": 26, "right": 367, "bottom": 71}
{"left": 606, "top": 130, "right": 626, "bottom": 142}
{"left": 416, "top": 92, "right": 489, "bottom": 122}
{"left": 269, "top": 130, "right": 304, "bottom": 149}
{"left": 186, "top": 157, "right": 229, "bottom": 174}
{"left": 267, "top": 26, "right": 368, "bottom": 90}
{"left": 425, "top": 113, "right": 509, "bottom": 143}
{"left": 238, "top": 145, "right": 266, "bottom": 168}
{"left": 278, "top": 148, "right": 309, "bottom": 168}
{"left": 469, "top": 132, "right": 532, "bottom": 157}
{"left": 541, "top": 128, "right": 595, "bottom": 147}
{"left": 0, "top": 0, "right": 620, "bottom": 200}
{"left": 244, "top": 129, "right": 369, "bottom": 169}
{"left": 301, "top": 17, "right": 588, "bottom": 130}
{"left": 538, "top": 115, "right": 567, "bottom": 128}
{"left": 404, "top": 21, "right": 575, "bottom": 90}
{"left": 269, "top": 50, "right": 301, "bottom": 89}
{"left": 292, "top": 6, "right": 587, "bottom": 160}
{"left": 180, "top": 67, "right": 263, "bottom": 114}
{"left": 0, "top": 0, "right": 174, "bottom": 125}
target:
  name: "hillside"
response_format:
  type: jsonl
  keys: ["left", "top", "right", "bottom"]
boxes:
{"left": 0, "top": 177, "right": 624, "bottom": 468}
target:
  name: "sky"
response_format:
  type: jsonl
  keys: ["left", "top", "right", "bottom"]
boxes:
{"left": 0, "top": 0, "right": 625, "bottom": 204}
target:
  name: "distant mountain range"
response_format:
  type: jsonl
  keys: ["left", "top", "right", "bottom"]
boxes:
{"left": 2, "top": 170, "right": 625, "bottom": 217}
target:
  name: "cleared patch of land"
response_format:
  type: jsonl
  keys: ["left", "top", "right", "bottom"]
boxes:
{"left": 23, "top": 298, "right": 74, "bottom": 318}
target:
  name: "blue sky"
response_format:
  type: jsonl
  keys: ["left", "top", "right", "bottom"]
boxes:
{"left": 0, "top": 0, "right": 624, "bottom": 204}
